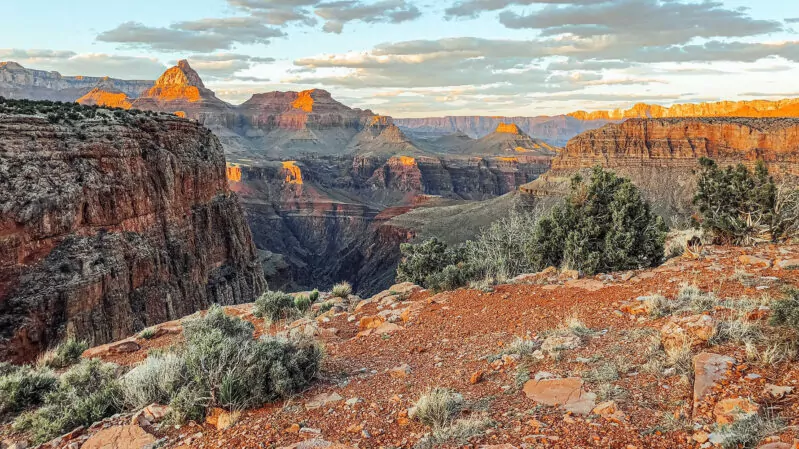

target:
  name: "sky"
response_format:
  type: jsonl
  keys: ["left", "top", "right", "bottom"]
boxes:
{"left": 3, "top": 0, "right": 799, "bottom": 117}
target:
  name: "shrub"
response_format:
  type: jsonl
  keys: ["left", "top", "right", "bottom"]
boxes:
{"left": 0, "top": 366, "right": 58, "bottom": 414}
{"left": 414, "top": 388, "right": 464, "bottom": 428}
{"left": 693, "top": 158, "right": 798, "bottom": 244}
{"left": 253, "top": 291, "right": 298, "bottom": 323}
{"left": 309, "top": 289, "right": 320, "bottom": 302}
{"left": 397, "top": 238, "right": 469, "bottom": 289}
{"left": 527, "top": 167, "right": 666, "bottom": 275}
{"left": 714, "top": 413, "right": 785, "bottom": 449}
{"left": 770, "top": 291, "right": 799, "bottom": 330}
{"left": 139, "top": 328, "right": 157, "bottom": 339}
{"left": 38, "top": 338, "right": 88, "bottom": 369}
{"left": 14, "top": 359, "right": 122, "bottom": 444}
{"left": 423, "top": 263, "right": 476, "bottom": 292}
{"left": 414, "top": 416, "right": 493, "bottom": 449}
{"left": 465, "top": 208, "right": 541, "bottom": 281}
{"left": 294, "top": 295, "right": 311, "bottom": 313}
{"left": 120, "top": 352, "right": 187, "bottom": 409}
{"left": 331, "top": 282, "right": 352, "bottom": 298}
{"left": 121, "top": 308, "right": 324, "bottom": 423}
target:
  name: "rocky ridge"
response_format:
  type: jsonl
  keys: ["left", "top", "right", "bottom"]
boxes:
{"left": 0, "top": 102, "right": 266, "bottom": 362}
{"left": 0, "top": 61, "right": 151, "bottom": 102}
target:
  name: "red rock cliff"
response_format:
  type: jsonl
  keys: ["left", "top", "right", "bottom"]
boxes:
{"left": 554, "top": 117, "right": 799, "bottom": 173}
{"left": 0, "top": 110, "right": 266, "bottom": 362}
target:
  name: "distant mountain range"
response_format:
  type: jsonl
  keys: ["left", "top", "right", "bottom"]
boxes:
{"left": 6, "top": 59, "right": 799, "bottom": 151}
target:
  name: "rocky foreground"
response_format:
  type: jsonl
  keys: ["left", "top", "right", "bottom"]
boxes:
{"left": 4, "top": 244, "right": 798, "bottom": 449}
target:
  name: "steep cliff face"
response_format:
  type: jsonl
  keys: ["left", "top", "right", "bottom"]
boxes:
{"left": 554, "top": 117, "right": 799, "bottom": 172}
{"left": 569, "top": 99, "right": 799, "bottom": 121}
{"left": 0, "top": 62, "right": 151, "bottom": 102}
{"left": 523, "top": 117, "right": 799, "bottom": 224}
{"left": 0, "top": 104, "right": 266, "bottom": 362}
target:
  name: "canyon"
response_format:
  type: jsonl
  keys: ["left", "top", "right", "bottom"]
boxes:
{"left": 0, "top": 100, "right": 266, "bottom": 362}
{"left": 5, "top": 59, "right": 799, "bottom": 296}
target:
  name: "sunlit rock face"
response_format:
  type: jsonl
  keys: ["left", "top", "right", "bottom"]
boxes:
{"left": 522, "top": 117, "right": 799, "bottom": 225}
{"left": 554, "top": 117, "right": 799, "bottom": 172}
{"left": 0, "top": 110, "right": 266, "bottom": 363}
{"left": 568, "top": 99, "right": 799, "bottom": 121}
{"left": 129, "top": 60, "right": 237, "bottom": 130}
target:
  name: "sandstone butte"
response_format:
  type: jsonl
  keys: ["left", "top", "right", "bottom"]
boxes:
{"left": 0, "top": 109, "right": 266, "bottom": 362}
{"left": 12, "top": 243, "right": 798, "bottom": 448}
{"left": 495, "top": 122, "right": 522, "bottom": 134}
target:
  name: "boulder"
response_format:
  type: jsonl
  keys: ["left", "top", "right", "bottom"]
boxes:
{"left": 83, "top": 338, "right": 141, "bottom": 359}
{"left": 775, "top": 259, "right": 799, "bottom": 269}
{"left": 388, "top": 364, "right": 412, "bottom": 378}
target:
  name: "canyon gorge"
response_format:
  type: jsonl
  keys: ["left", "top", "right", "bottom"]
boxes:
{"left": 4, "top": 58, "right": 799, "bottom": 301}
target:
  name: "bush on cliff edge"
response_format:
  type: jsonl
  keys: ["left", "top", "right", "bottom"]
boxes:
{"left": 397, "top": 167, "right": 666, "bottom": 289}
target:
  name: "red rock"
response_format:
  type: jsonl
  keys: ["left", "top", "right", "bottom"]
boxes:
{"left": 739, "top": 255, "right": 772, "bottom": 268}
{"left": 79, "top": 425, "right": 156, "bottom": 449}
{"left": 661, "top": 314, "right": 716, "bottom": 351}
{"left": 470, "top": 370, "right": 485, "bottom": 384}
{"left": 714, "top": 398, "right": 759, "bottom": 424}
{"left": 523, "top": 377, "right": 596, "bottom": 415}
{"left": 0, "top": 112, "right": 266, "bottom": 362}
{"left": 693, "top": 352, "right": 735, "bottom": 406}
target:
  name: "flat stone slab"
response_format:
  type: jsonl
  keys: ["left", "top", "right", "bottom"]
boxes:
{"left": 523, "top": 377, "right": 596, "bottom": 415}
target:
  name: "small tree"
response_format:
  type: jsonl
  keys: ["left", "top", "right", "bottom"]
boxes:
{"left": 693, "top": 158, "right": 778, "bottom": 244}
{"left": 528, "top": 166, "right": 666, "bottom": 274}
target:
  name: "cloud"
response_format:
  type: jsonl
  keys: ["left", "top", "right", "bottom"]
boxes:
{"left": 547, "top": 58, "right": 632, "bottom": 71}
{"left": 445, "top": 0, "right": 603, "bottom": 20}
{"left": 183, "top": 53, "right": 276, "bottom": 78}
{"left": 499, "top": 0, "right": 781, "bottom": 47}
{"left": 314, "top": 0, "right": 422, "bottom": 33}
{"left": 96, "top": 18, "right": 285, "bottom": 52}
{"left": 227, "top": 0, "right": 320, "bottom": 25}
{"left": 0, "top": 49, "right": 166, "bottom": 79}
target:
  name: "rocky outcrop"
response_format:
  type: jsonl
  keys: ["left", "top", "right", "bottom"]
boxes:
{"left": 522, "top": 117, "right": 799, "bottom": 225}
{"left": 0, "top": 106, "right": 266, "bottom": 362}
{"left": 553, "top": 117, "right": 799, "bottom": 173}
{"left": 0, "top": 61, "right": 151, "bottom": 102}
{"left": 462, "top": 123, "right": 558, "bottom": 156}
{"left": 130, "top": 60, "right": 238, "bottom": 130}
{"left": 569, "top": 98, "right": 799, "bottom": 121}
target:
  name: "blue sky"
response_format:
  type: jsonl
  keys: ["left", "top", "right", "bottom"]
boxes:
{"left": 3, "top": 0, "right": 799, "bottom": 117}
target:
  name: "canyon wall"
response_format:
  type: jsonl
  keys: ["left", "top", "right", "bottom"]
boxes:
{"left": 522, "top": 117, "right": 799, "bottom": 224}
{"left": 0, "top": 107, "right": 266, "bottom": 362}
{"left": 229, "top": 155, "right": 550, "bottom": 294}
{"left": 0, "top": 61, "right": 152, "bottom": 102}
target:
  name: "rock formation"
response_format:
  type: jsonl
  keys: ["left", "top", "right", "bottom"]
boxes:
{"left": 130, "top": 60, "right": 237, "bottom": 130}
{"left": 522, "top": 117, "right": 799, "bottom": 224}
{"left": 569, "top": 98, "right": 799, "bottom": 121}
{"left": 0, "top": 101, "right": 266, "bottom": 362}
{"left": 553, "top": 117, "right": 799, "bottom": 172}
{"left": 0, "top": 61, "right": 151, "bottom": 102}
